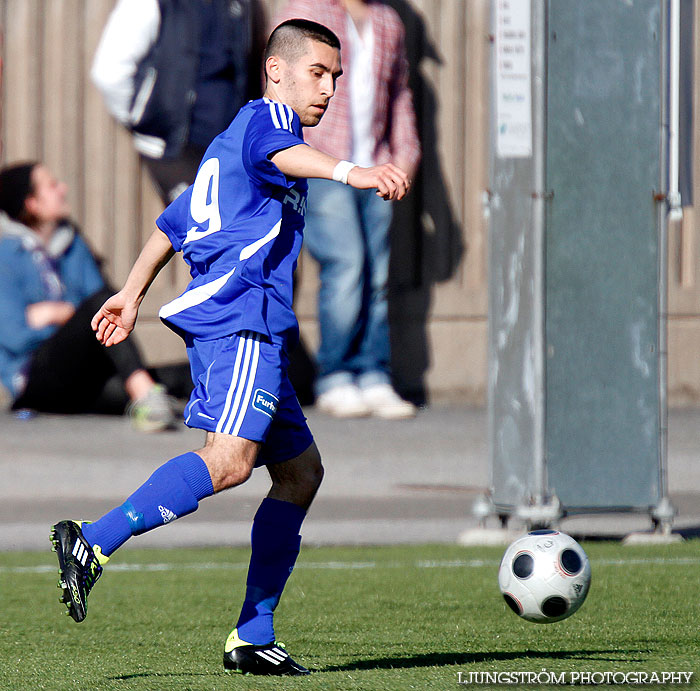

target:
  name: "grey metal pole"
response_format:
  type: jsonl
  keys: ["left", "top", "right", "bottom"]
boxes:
{"left": 531, "top": 0, "right": 547, "bottom": 507}
{"left": 654, "top": 0, "right": 674, "bottom": 533}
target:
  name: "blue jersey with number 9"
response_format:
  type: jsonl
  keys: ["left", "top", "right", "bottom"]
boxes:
{"left": 156, "top": 98, "right": 308, "bottom": 349}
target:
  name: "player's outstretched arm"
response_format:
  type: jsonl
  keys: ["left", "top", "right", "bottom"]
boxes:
{"left": 270, "top": 145, "right": 411, "bottom": 201}
{"left": 345, "top": 163, "right": 410, "bottom": 201}
{"left": 92, "top": 228, "right": 174, "bottom": 346}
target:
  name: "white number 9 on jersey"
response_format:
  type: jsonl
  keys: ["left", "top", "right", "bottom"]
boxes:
{"left": 183, "top": 157, "right": 222, "bottom": 245}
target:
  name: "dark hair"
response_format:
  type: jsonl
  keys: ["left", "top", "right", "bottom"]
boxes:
{"left": 265, "top": 18, "right": 341, "bottom": 65}
{"left": 0, "top": 162, "right": 37, "bottom": 223}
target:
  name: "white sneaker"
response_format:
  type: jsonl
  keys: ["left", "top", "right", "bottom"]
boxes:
{"left": 360, "top": 384, "right": 417, "bottom": 420}
{"left": 316, "top": 384, "right": 371, "bottom": 418}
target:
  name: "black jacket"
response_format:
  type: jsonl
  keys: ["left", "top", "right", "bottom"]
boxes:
{"left": 129, "top": 0, "right": 252, "bottom": 159}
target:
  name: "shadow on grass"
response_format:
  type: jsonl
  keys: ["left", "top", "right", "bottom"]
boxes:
{"left": 105, "top": 649, "right": 649, "bottom": 680}
{"left": 108, "top": 673, "right": 218, "bottom": 681}
{"left": 322, "top": 649, "right": 648, "bottom": 672}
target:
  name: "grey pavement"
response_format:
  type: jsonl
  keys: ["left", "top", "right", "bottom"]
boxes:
{"left": 1, "top": 406, "right": 698, "bottom": 551}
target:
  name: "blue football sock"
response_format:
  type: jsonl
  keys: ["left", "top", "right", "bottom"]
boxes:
{"left": 81, "top": 452, "right": 214, "bottom": 556}
{"left": 235, "top": 498, "right": 306, "bottom": 645}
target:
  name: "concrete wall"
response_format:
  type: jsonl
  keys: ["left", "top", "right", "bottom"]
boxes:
{"left": 1, "top": 0, "right": 699, "bottom": 405}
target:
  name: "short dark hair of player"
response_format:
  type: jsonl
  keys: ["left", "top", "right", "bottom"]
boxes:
{"left": 265, "top": 19, "right": 341, "bottom": 67}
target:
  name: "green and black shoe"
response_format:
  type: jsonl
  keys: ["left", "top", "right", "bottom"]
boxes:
{"left": 50, "top": 520, "right": 107, "bottom": 623}
{"left": 223, "top": 628, "right": 310, "bottom": 676}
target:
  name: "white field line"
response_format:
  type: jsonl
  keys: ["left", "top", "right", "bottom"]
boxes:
{"left": 2, "top": 556, "right": 700, "bottom": 575}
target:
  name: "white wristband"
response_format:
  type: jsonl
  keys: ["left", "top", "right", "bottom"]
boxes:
{"left": 332, "top": 160, "right": 357, "bottom": 185}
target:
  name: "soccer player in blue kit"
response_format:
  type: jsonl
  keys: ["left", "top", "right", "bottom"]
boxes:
{"left": 49, "top": 19, "right": 410, "bottom": 677}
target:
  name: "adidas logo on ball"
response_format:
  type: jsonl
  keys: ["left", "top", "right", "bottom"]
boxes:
{"left": 498, "top": 530, "right": 591, "bottom": 624}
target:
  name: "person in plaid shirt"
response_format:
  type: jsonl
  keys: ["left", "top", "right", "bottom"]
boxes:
{"left": 275, "top": 0, "right": 421, "bottom": 419}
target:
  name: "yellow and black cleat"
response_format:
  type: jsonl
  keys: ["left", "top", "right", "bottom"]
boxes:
{"left": 223, "top": 628, "right": 310, "bottom": 676}
{"left": 49, "top": 520, "right": 106, "bottom": 623}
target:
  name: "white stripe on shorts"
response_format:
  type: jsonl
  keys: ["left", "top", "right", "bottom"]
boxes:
{"left": 222, "top": 335, "right": 254, "bottom": 433}
{"left": 215, "top": 333, "right": 248, "bottom": 433}
{"left": 228, "top": 336, "right": 260, "bottom": 435}
{"left": 217, "top": 332, "right": 261, "bottom": 435}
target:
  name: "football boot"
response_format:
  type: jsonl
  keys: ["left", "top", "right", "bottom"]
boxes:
{"left": 223, "top": 628, "right": 310, "bottom": 676}
{"left": 50, "top": 520, "right": 107, "bottom": 623}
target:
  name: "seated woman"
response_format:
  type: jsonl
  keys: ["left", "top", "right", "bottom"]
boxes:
{"left": 0, "top": 161, "right": 176, "bottom": 431}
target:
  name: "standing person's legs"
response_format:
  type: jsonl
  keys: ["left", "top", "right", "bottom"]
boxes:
{"left": 350, "top": 189, "right": 393, "bottom": 387}
{"left": 304, "top": 179, "right": 369, "bottom": 417}
{"left": 353, "top": 191, "right": 417, "bottom": 419}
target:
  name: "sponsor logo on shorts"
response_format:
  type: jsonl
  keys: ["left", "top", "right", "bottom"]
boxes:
{"left": 253, "top": 388, "right": 279, "bottom": 418}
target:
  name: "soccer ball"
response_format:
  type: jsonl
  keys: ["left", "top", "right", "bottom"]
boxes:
{"left": 498, "top": 530, "right": 591, "bottom": 624}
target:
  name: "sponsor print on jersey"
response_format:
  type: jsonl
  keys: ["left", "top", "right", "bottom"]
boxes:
{"left": 283, "top": 188, "right": 307, "bottom": 216}
{"left": 252, "top": 388, "right": 279, "bottom": 418}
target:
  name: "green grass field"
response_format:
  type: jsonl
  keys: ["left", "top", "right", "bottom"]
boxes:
{"left": 1, "top": 541, "right": 699, "bottom": 690}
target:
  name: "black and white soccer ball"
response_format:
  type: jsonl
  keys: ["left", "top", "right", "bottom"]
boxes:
{"left": 498, "top": 530, "right": 591, "bottom": 624}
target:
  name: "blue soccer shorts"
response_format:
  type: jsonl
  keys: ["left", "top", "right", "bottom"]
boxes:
{"left": 183, "top": 330, "right": 314, "bottom": 466}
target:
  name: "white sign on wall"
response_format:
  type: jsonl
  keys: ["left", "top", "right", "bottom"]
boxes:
{"left": 495, "top": 0, "right": 532, "bottom": 158}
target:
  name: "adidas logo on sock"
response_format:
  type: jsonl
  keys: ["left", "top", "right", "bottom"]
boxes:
{"left": 159, "top": 505, "right": 177, "bottom": 523}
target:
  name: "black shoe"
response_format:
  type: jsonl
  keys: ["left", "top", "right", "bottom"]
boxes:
{"left": 50, "top": 520, "right": 105, "bottom": 623}
{"left": 223, "top": 628, "right": 310, "bottom": 676}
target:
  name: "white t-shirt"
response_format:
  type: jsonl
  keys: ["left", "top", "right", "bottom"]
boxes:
{"left": 347, "top": 14, "right": 376, "bottom": 167}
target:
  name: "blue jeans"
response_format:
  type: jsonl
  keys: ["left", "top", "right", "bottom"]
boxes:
{"left": 304, "top": 179, "right": 393, "bottom": 395}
